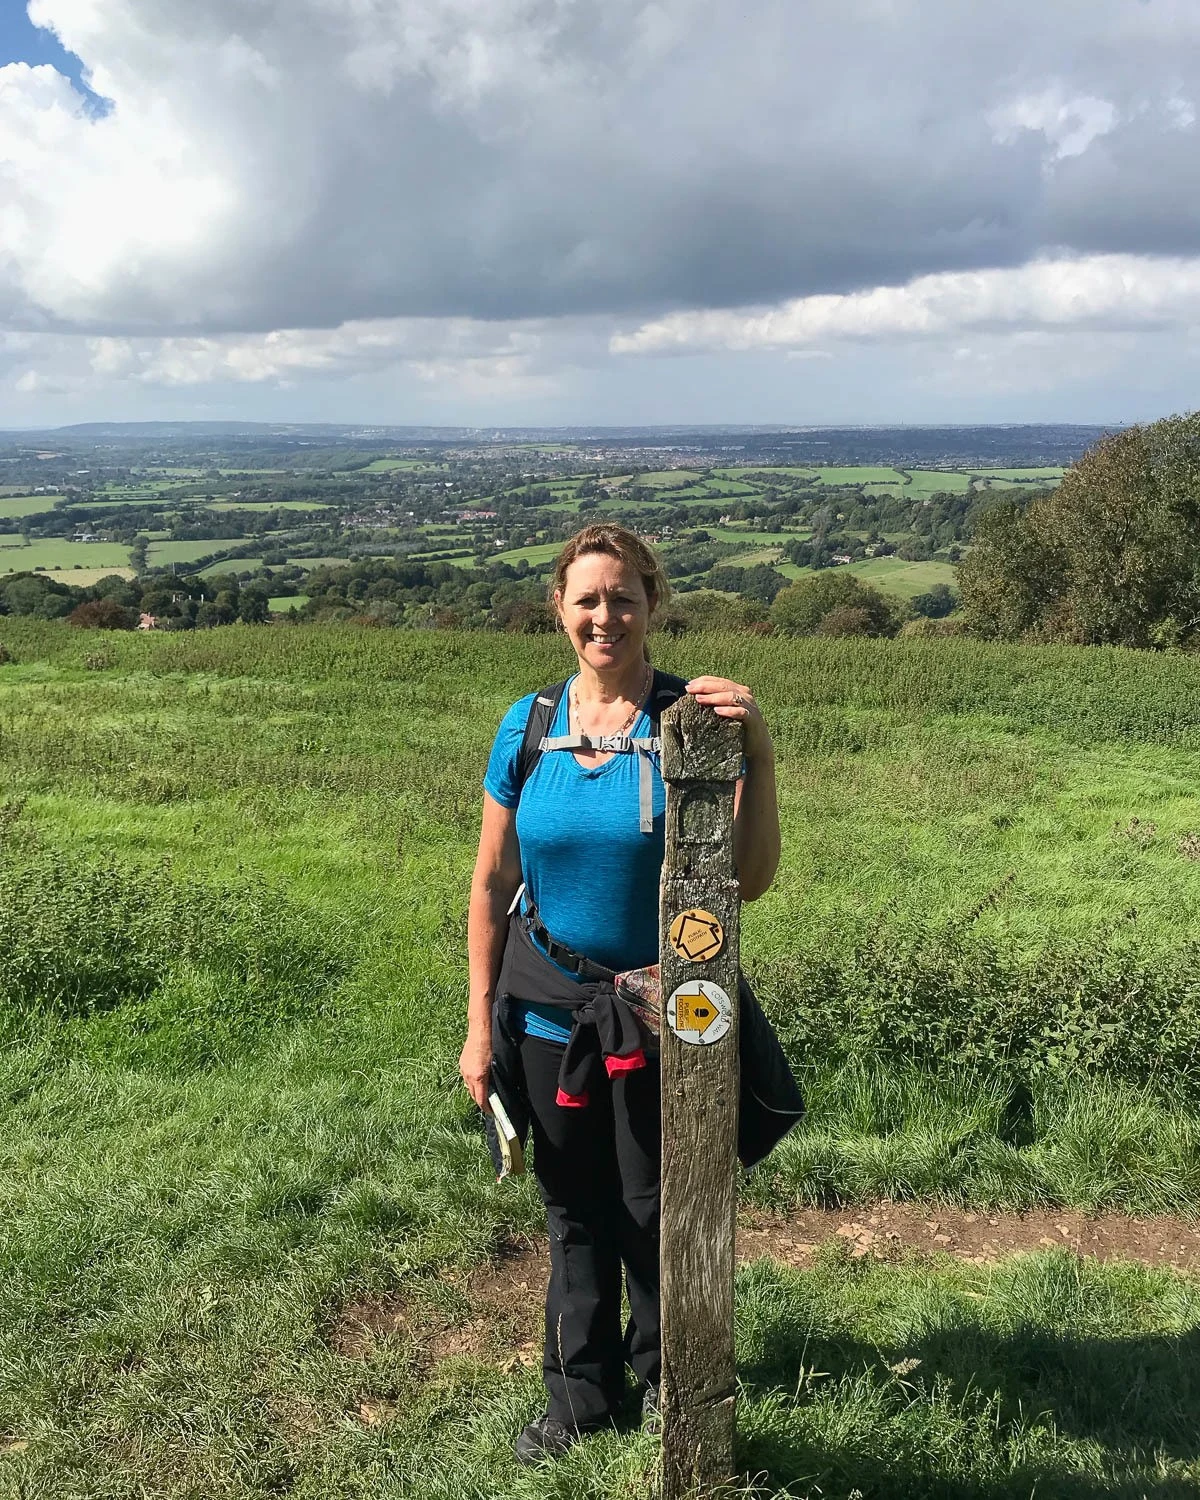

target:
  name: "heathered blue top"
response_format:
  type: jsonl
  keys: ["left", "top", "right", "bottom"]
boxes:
{"left": 484, "top": 679, "right": 667, "bottom": 1041}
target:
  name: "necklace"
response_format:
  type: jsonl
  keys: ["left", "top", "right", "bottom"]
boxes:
{"left": 570, "top": 661, "right": 652, "bottom": 741}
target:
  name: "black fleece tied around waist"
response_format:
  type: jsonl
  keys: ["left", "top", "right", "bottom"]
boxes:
{"left": 493, "top": 908, "right": 806, "bottom": 1168}
{"left": 496, "top": 912, "right": 648, "bottom": 1106}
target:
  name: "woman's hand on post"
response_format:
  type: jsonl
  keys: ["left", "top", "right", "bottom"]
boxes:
{"left": 686, "top": 676, "right": 773, "bottom": 763}
{"left": 459, "top": 1029, "right": 493, "bottom": 1114}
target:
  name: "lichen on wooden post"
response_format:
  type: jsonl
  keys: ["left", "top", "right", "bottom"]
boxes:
{"left": 658, "top": 691, "right": 743, "bottom": 1499}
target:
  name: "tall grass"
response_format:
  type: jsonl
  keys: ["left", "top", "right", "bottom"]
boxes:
{"left": 3, "top": 622, "right": 1200, "bottom": 1494}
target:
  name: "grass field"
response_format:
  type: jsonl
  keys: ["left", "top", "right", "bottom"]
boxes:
{"left": 147, "top": 539, "right": 259, "bottom": 566}
{"left": 0, "top": 539, "right": 132, "bottom": 573}
{"left": 358, "top": 458, "right": 441, "bottom": 472}
{"left": 0, "top": 494, "right": 60, "bottom": 519}
{"left": 207, "top": 500, "right": 334, "bottom": 513}
{"left": 967, "top": 468, "right": 1066, "bottom": 482}
{"left": 775, "top": 556, "right": 958, "bottom": 599}
{"left": 269, "top": 595, "right": 310, "bottom": 612}
{"left": 489, "top": 541, "right": 563, "bottom": 566}
{"left": 2, "top": 625, "right": 1200, "bottom": 1496}
{"left": 902, "top": 469, "right": 973, "bottom": 495}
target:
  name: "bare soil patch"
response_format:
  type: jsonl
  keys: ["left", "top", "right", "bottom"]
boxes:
{"left": 327, "top": 1205, "right": 1200, "bottom": 1374}
{"left": 739, "top": 1202, "right": 1200, "bottom": 1271}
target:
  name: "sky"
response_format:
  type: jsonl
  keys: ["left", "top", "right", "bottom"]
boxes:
{"left": 2, "top": 0, "right": 1200, "bottom": 429}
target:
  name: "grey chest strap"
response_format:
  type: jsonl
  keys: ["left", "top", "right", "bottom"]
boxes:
{"left": 538, "top": 733, "right": 661, "bottom": 833}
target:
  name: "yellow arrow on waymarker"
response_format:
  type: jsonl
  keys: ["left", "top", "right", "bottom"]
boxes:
{"left": 673, "top": 988, "right": 719, "bottom": 1037}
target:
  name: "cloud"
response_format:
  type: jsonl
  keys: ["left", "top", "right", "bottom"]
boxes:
{"left": 610, "top": 254, "right": 1200, "bottom": 355}
{"left": 1, "top": 0, "right": 1199, "bottom": 342}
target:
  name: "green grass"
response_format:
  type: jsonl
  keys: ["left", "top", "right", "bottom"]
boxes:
{"left": 207, "top": 500, "right": 334, "bottom": 513}
{"left": 0, "top": 495, "right": 60, "bottom": 519}
{"left": 705, "top": 528, "right": 809, "bottom": 545}
{"left": 357, "top": 458, "right": 441, "bottom": 472}
{"left": 967, "top": 468, "right": 1066, "bottom": 482}
{"left": 269, "top": 595, "right": 310, "bottom": 612}
{"left": 813, "top": 467, "right": 908, "bottom": 486}
{"left": 2, "top": 626, "right": 1200, "bottom": 1495}
{"left": 0, "top": 539, "right": 133, "bottom": 573}
{"left": 901, "top": 470, "right": 973, "bottom": 496}
{"left": 148, "top": 539, "right": 259, "bottom": 566}
{"left": 775, "top": 556, "right": 958, "bottom": 600}
{"left": 629, "top": 470, "right": 703, "bottom": 489}
{"left": 488, "top": 541, "right": 563, "bottom": 566}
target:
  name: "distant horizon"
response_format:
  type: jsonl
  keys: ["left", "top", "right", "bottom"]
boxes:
{"left": 0, "top": 418, "right": 1130, "bottom": 437}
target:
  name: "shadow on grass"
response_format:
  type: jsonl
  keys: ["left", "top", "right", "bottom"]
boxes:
{"left": 734, "top": 1257, "right": 1200, "bottom": 1499}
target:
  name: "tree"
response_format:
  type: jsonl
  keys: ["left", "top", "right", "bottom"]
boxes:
{"left": 67, "top": 598, "right": 137, "bottom": 630}
{"left": 959, "top": 412, "right": 1200, "bottom": 647}
{"left": 770, "top": 572, "right": 898, "bottom": 637}
{"left": 910, "top": 583, "right": 959, "bottom": 619}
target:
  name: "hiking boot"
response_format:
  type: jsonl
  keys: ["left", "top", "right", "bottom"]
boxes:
{"left": 641, "top": 1383, "right": 661, "bottom": 1434}
{"left": 514, "top": 1413, "right": 586, "bottom": 1466}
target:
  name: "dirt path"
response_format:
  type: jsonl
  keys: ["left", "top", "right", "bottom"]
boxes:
{"left": 329, "top": 1203, "right": 1200, "bottom": 1373}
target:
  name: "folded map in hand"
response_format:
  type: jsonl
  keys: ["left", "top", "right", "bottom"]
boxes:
{"left": 486, "top": 1091, "right": 525, "bottom": 1181}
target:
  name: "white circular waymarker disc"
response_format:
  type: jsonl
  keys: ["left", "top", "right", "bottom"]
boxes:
{"left": 666, "top": 979, "right": 733, "bottom": 1046}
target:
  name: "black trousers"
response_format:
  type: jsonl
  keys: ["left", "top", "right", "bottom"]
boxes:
{"left": 519, "top": 1030, "right": 662, "bottom": 1428}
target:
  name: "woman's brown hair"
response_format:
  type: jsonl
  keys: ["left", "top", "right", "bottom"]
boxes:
{"left": 548, "top": 523, "right": 672, "bottom": 614}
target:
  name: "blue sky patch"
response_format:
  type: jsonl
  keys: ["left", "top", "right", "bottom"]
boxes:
{"left": 0, "top": 2, "right": 109, "bottom": 113}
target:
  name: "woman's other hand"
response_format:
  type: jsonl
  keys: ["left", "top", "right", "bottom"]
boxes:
{"left": 459, "top": 1030, "right": 493, "bottom": 1113}
{"left": 685, "top": 676, "right": 773, "bottom": 763}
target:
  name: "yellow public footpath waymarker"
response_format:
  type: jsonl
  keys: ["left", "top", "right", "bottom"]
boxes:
{"left": 666, "top": 980, "right": 733, "bottom": 1046}
{"left": 668, "top": 908, "right": 725, "bottom": 963}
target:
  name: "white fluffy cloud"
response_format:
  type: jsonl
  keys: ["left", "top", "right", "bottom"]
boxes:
{"left": 610, "top": 254, "right": 1200, "bottom": 355}
{"left": 3, "top": 0, "right": 1200, "bottom": 420}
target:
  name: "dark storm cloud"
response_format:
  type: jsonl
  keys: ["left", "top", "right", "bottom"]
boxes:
{"left": 2, "top": 0, "right": 1199, "bottom": 333}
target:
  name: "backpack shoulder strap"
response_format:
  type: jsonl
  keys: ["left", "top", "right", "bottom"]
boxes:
{"left": 646, "top": 669, "right": 688, "bottom": 725}
{"left": 514, "top": 668, "right": 688, "bottom": 804}
{"left": 515, "top": 680, "right": 569, "bottom": 797}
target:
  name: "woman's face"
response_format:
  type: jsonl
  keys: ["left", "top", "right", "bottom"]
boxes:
{"left": 555, "top": 551, "right": 654, "bottom": 677}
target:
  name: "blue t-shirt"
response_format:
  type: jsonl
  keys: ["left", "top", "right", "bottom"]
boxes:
{"left": 484, "top": 679, "right": 667, "bottom": 1038}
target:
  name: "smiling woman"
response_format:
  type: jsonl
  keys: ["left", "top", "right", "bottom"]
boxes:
{"left": 459, "top": 521, "right": 783, "bottom": 1465}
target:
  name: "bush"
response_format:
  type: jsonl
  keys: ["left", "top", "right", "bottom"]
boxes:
{"left": 771, "top": 573, "right": 898, "bottom": 637}
{"left": 911, "top": 583, "right": 958, "bottom": 619}
{"left": 67, "top": 598, "right": 138, "bottom": 630}
{"left": 756, "top": 918, "right": 1200, "bottom": 1096}
{"left": 817, "top": 605, "right": 876, "bottom": 638}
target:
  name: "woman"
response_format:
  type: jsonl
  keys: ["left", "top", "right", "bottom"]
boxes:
{"left": 460, "top": 522, "right": 781, "bottom": 1464}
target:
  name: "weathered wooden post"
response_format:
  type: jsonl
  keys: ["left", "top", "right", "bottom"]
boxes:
{"left": 659, "top": 692, "right": 743, "bottom": 1499}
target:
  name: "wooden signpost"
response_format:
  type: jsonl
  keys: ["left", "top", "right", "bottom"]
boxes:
{"left": 658, "top": 692, "right": 744, "bottom": 1499}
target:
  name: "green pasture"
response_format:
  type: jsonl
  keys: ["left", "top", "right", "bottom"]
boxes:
{"left": 358, "top": 458, "right": 441, "bottom": 472}
{"left": 2, "top": 626, "right": 1200, "bottom": 1495}
{"left": 705, "top": 528, "right": 810, "bottom": 545}
{"left": 968, "top": 467, "right": 1066, "bottom": 482}
{"left": 0, "top": 538, "right": 132, "bottom": 573}
{"left": 724, "top": 546, "right": 786, "bottom": 567}
{"left": 774, "top": 556, "right": 958, "bottom": 600}
{"left": 268, "top": 595, "right": 310, "bottom": 612}
{"left": 207, "top": 500, "right": 333, "bottom": 513}
{"left": 489, "top": 541, "right": 563, "bottom": 566}
{"left": 0, "top": 494, "right": 60, "bottom": 519}
{"left": 902, "top": 469, "right": 973, "bottom": 495}
{"left": 628, "top": 470, "right": 701, "bottom": 489}
{"left": 713, "top": 466, "right": 816, "bottom": 480}
{"left": 148, "top": 539, "right": 261, "bottom": 567}
{"left": 198, "top": 557, "right": 267, "bottom": 578}
{"left": 813, "top": 466, "right": 907, "bottom": 486}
